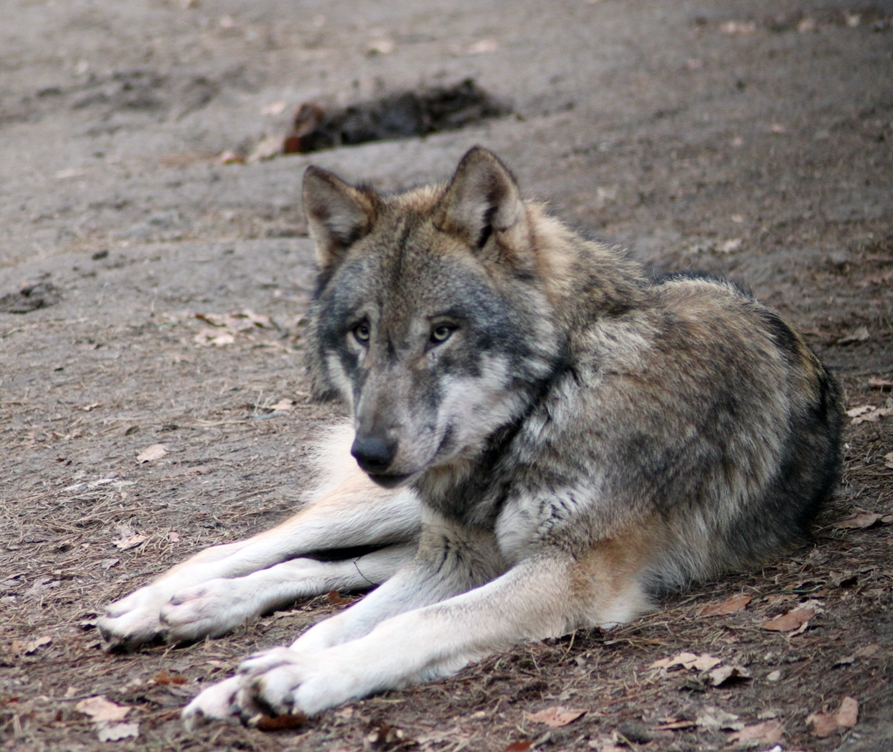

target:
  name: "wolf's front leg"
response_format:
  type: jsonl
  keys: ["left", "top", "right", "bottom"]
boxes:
{"left": 98, "top": 476, "right": 420, "bottom": 650}
{"left": 231, "top": 545, "right": 649, "bottom": 718}
{"left": 291, "top": 517, "right": 508, "bottom": 652}
{"left": 182, "top": 515, "right": 506, "bottom": 725}
{"left": 158, "top": 543, "right": 415, "bottom": 644}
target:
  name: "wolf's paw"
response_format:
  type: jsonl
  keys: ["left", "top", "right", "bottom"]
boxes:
{"left": 97, "top": 584, "right": 173, "bottom": 650}
{"left": 181, "top": 676, "right": 243, "bottom": 730}
{"left": 159, "top": 579, "right": 259, "bottom": 642}
{"left": 236, "top": 646, "right": 358, "bottom": 717}
{"left": 98, "top": 578, "right": 254, "bottom": 650}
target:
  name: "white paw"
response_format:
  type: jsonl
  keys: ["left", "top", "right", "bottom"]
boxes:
{"left": 238, "top": 646, "right": 359, "bottom": 717}
{"left": 159, "top": 579, "right": 258, "bottom": 642}
{"left": 97, "top": 584, "right": 173, "bottom": 650}
{"left": 181, "top": 676, "right": 242, "bottom": 730}
{"left": 98, "top": 578, "right": 257, "bottom": 650}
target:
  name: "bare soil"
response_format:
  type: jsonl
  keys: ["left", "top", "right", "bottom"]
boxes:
{"left": 1, "top": 1, "right": 891, "bottom": 750}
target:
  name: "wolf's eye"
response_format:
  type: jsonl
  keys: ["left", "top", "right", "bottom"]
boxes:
{"left": 352, "top": 322, "right": 371, "bottom": 344}
{"left": 430, "top": 324, "right": 455, "bottom": 344}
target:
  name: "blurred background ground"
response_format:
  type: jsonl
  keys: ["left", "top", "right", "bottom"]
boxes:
{"left": 1, "top": 1, "right": 891, "bottom": 750}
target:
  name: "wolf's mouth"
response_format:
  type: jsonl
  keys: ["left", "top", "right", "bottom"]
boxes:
{"left": 366, "top": 472, "right": 413, "bottom": 489}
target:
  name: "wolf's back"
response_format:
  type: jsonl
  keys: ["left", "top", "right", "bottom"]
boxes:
{"left": 525, "top": 262, "right": 843, "bottom": 592}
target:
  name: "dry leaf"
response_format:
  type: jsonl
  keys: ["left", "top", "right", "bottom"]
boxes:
{"left": 253, "top": 712, "right": 307, "bottom": 731}
{"left": 194, "top": 328, "right": 235, "bottom": 346}
{"left": 717, "top": 238, "right": 743, "bottom": 253}
{"left": 466, "top": 38, "right": 499, "bottom": 55}
{"left": 835, "top": 696, "right": 859, "bottom": 727}
{"left": 868, "top": 376, "right": 893, "bottom": 390}
{"left": 846, "top": 405, "right": 873, "bottom": 417}
{"left": 75, "top": 696, "right": 131, "bottom": 723}
{"left": 246, "top": 134, "right": 283, "bottom": 163}
{"left": 699, "top": 594, "right": 751, "bottom": 616}
{"left": 855, "top": 643, "right": 879, "bottom": 658}
{"left": 367, "top": 38, "right": 395, "bottom": 55}
{"left": 239, "top": 309, "right": 273, "bottom": 328}
{"left": 708, "top": 664, "right": 751, "bottom": 686}
{"left": 97, "top": 722, "right": 139, "bottom": 742}
{"left": 151, "top": 669, "right": 187, "bottom": 686}
{"left": 13, "top": 636, "right": 52, "bottom": 655}
{"left": 219, "top": 150, "right": 244, "bottom": 165}
{"left": 807, "top": 712, "right": 839, "bottom": 738}
{"left": 270, "top": 398, "right": 295, "bottom": 412}
{"left": 838, "top": 326, "right": 870, "bottom": 344}
{"left": 589, "top": 739, "right": 626, "bottom": 752}
{"left": 196, "top": 310, "right": 272, "bottom": 330}
{"left": 363, "top": 723, "right": 408, "bottom": 746}
{"left": 834, "top": 512, "right": 882, "bottom": 529}
{"left": 260, "top": 100, "right": 287, "bottom": 116}
{"left": 656, "top": 719, "right": 696, "bottom": 730}
{"left": 524, "top": 706, "right": 587, "bottom": 728}
{"left": 695, "top": 706, "right": 743, "bottom": 731}
{"left": 137, "top": 444, "right": 166, "bottom": 463}
{"left": 762, "top": 607, "right": 815, "bottom": 632}
{"left": 850, "top": 405, "right": 893, "bottom": 424}
{"left": 719, "top": 21, "right": 756, "bottom": 35}
{"left": 649, "top": 651, "right": 722, "bottom": 671}
{"left": 884, "top": 452, "right": 893, "bottom": 470}
{"left": 114, "top": 534, "right": 147, "bottom": 551}
{"left": 728, "top": 719, "right": 784, "bottom": 745}
{"left": 503, "top": 743, "right": 533, "bottom": 752}
{"left": 24, "top": 578, "right": 60, "bottom": 597}
{"left": 193, "top": 310, "right": 274, "bottom": 346}
{"left": 326, "top": 590, "right": 350, "bottom": 606}
{"left": 26, "top": 636, "right": 52, "bottom": 654}
{"left": 807, "top": 696, "right": 858, "bottom": 737}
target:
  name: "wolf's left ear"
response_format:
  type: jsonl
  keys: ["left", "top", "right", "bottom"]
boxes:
{"left": 436, "top": 147, "right": 531, "bottom": 263}
{"left": 303, "top": 166, "right": 376, "bottom": 272}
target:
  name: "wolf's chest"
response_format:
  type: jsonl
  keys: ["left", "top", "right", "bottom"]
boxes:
{"left": 493, "top": 489, "right": 590, "bottom": 565}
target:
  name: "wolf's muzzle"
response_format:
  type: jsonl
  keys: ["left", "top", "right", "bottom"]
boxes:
{"left": 351, "top": 434, "right": 399, "bottom": 475}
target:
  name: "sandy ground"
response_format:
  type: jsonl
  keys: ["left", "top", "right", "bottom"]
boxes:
{"left": 1, "top": 1, "right": 892, "bottom": 750}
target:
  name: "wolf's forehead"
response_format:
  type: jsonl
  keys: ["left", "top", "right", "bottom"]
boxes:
{"left": 329, "top": 240, "right": 493, "bottom": 319}
{"left": 360, "top": 216, "right": 469, "bottom": 280}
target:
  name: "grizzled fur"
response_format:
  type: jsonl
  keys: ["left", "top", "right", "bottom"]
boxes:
{"left": 97, "top": 148, "right": 841, "bottom": 723}
{"left": 302, "top": 148, "right": 840, "bottom": 588}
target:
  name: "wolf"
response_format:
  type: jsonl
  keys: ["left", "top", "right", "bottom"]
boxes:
{"left": 97, "top": 147, "right": 842, "bottom": 725}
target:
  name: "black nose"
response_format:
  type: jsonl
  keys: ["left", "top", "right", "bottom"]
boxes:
{"left": 351, "top": 435, "right": 398, "bottom": 474}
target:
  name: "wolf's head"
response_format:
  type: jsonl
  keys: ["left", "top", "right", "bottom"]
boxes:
{"left": 303, "top": 148, "right": 567, "bottom": 487}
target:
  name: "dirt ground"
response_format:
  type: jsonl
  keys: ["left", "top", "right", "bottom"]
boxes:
{"left": 1, "top": 0, "right": 892, "bottom": 750}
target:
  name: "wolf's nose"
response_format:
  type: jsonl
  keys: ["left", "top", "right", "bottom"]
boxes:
{"left": 351, "top": 435, "right": 398, "bottom": 474}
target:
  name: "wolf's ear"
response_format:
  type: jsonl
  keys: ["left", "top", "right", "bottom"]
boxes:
{"left": 435, "top": 147, "right": 530, "bottom": 261}
{"left": 303, "top": 166, "right": 376, "bottom": 271}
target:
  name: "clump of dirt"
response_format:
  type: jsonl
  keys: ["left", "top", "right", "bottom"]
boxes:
{"left": 283, "top": 79, "right": 510, "bottom": 154}
{"left": 0, "top": 281, "right": 61, "bottom": 313}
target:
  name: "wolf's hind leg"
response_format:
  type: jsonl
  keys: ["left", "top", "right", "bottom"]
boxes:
{"left": 157, "top": 543, "right": 416, "bottom": 644}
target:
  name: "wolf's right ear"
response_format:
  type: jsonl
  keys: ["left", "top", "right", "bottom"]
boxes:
{"left": 303, "top": 166, "right": 376, "bottom": 272}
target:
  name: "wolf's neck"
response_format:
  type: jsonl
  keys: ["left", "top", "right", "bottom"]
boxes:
{"left": 413, "top": 349, "right": 571, "bottom": 528}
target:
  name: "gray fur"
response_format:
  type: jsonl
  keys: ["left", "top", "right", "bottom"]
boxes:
{"left": 100, "top": 148, "right": 842, "bottom": 722}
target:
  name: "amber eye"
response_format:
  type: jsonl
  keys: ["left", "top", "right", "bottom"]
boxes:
{"left": 353, "top": 322, "right": 371, "bottom": 344}
{"left": 430, "top": 324, "right": 454, "bottom": 344}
